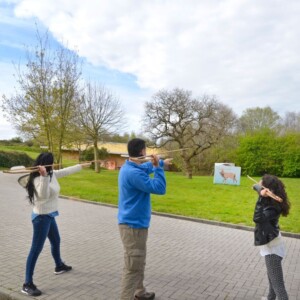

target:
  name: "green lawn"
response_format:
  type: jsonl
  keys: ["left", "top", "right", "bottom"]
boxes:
{"left": 59, "top": 169, "right": 300, "bottom": 233}
{"left": 1, "top": 145, "right": 299, "bottom": 233}
{"left": 0, "top": 145, "right": 78, "bottom": 168}
{"left": 0, "top": 145, "right": 40, "bottom": 159}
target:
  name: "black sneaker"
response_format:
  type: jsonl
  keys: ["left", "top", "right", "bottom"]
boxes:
{"left": 134, "top": 292, "right": 155, "bottom": 300}
{"left": 21, "top": 282, "right": 42, "bottom": 296}
{"left": 54, "top": 262, "right": 72, "bottom": 274}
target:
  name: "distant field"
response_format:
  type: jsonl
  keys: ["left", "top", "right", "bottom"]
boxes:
{"left": 0, "top": 145, "right": 78, "bottom": 167}
{"left": 0, "top": 145, "right": 40, "bottom": 159}
{"left": 2, "top": 145, "right": 299, "bottom": 233}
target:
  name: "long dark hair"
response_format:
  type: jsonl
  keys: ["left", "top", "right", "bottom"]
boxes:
{"left": 262, "top": 174, "right": 291, "bottom": 217}
{"left": 26, "top": 152, "right": 54, "bottom": 204}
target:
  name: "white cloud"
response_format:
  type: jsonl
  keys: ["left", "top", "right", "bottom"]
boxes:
{"left": 8, "top": 0, "right": 300, "bottom": 119}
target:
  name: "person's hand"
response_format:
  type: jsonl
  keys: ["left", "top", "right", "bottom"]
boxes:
{"left": 260, "top": 188, "right": 269, "bottom": 197}
{"left": 151, "top": 155, "right": 159, "bottom": 167}
{"left": 260, "top": 188, "right": 283, "bottom": 202}
{"left": 38, "top": 166, "right": 47, "bottom": 176}
{"left": 164, "top": 158, "right": 173, "bottom": 166}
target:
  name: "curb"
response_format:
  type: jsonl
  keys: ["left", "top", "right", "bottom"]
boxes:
{"left": 1, "top": 195, "right": 299, "bottom": 300}
{"left": 0, "top": 287, "right": 29, "bottom": 300}
{"left": 60, "top": 195, "right": 300, "bottom": 239}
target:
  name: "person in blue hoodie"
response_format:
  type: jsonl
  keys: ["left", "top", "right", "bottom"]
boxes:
{"left": 118, "top": 138, "right": 168, "bottom": 300}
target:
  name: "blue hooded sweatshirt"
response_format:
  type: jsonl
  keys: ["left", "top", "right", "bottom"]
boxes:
{"left": 118, "top": 160, "right": 166, "bottom": 228}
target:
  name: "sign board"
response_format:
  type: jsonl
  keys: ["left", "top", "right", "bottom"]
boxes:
{"left": 213, "top": 163, "right": 241, "bottom": 185}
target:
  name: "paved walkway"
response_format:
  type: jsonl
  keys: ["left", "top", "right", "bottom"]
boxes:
{"left": 0, "top": 172, "right": 300, "bottom": 300}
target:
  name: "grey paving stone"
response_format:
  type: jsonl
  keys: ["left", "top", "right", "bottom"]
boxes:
{"left": 1, "top": 172, "right": 300, "bottom": 300}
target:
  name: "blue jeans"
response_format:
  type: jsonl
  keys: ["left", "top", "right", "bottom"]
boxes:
{"left": 25, "top": 215, "right": 63, "bottom": 284}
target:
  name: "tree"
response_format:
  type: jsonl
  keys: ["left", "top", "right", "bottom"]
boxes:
{"left": 238, "top": 106, "right": 281, "bottom": 134}
{"left": 281, "top": 133, "right": 300, "bottom": 177}
{"left": 80, "top": 147, "right": 109, "bottom": 170}
{"left": 143, "top": 88, "right": 237, "bottom": 178}
{"left": 1, "top": 29, "right": 82, "bottom": 166}
{"left": 77, "top": 82, "right": 124, "bottom": 172}
{"left": 51, "top": 45, "right": 82, "bottom": 165}
{"left": 236, "top": 129, "right": 284, "bottom": 176}
{"left": 197, "top": 134, "right": 239, "bottom": 175}
{"left": 2, "top": 30, "right": 55, "bottom": 148}
{"left": 107, "top": 132, "right": 136, "bottom": 143}
{"left": 236, "top": 129, "right": 300, "bottom": 178}
{"left": 282, "top": 111, "right": 300, "bottom": 133}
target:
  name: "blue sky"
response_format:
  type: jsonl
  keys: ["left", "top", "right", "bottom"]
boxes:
{"left": 1, "top": 0, "right": 300, "bottom": 139}
{"left": 0, "top": 1, "right": 149, "bottom": 138}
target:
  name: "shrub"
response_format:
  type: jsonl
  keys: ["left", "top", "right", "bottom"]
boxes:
{"left": 80, "top": 147, "right": 109, "bottom": 161}
{"left": 0, "top": 151, "right": 34, "bottom": 168}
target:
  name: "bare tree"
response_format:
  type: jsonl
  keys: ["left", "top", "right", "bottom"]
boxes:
{"left": 282, "top": 111, "right": 300, "bottom": 133}
{"left": 143, "top": 88, "right": 237, "bottom": 178}
{"left": 78, "top": 82, "right": 125, "bottom": 172}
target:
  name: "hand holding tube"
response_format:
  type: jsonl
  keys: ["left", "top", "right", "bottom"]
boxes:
{"left": 249, "top": 176, "right": 283, "bottom": 203}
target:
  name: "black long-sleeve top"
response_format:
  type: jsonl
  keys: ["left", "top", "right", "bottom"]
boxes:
{"left": 252, "top": 184, "right": 281, "bottom": 246}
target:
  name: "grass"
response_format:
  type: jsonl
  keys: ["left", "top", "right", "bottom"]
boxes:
{"left": 58, "top": 169, "right": 300, "bottom": 234}
{"left": 1, "top": 145, "right": 300, "bottom": 233}
{"left": 0, "top": 145, "right": 79, "bottom": 168}
{"left": 0, "top": 145, "right": 40, "bottom": 159}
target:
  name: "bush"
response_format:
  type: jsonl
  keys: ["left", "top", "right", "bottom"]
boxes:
{"left": 80, "top": 147, "right": 109, "bottom": 161}
{"left": 24, "top": 139, "right": 34, "bottom": 147}
{"left": 10, "top": 137, "right": 23, "bottom": 144}
{"left": 0, "top": 151, "right": 34, "bottom": 168}
{"left": 282, "top": 133, "right": 300, "bottom": 177}
{"left": 236, "top": 131, "right": 300, "bottom": 177}
{"left": 80, "top": 147, "right": 109, "bottom": 169}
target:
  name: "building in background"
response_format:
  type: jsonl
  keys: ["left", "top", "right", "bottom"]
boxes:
{"left": 63, "top": 142, "right": 160, "bottom": 170}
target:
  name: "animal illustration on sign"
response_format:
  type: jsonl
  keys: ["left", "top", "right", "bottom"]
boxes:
{"left": 219, "top": 169, "right": 237, "bottom": 183}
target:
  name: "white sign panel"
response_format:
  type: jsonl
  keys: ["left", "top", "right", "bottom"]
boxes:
{"left": 213, "top": 163, "right": 241, "bottom": 185}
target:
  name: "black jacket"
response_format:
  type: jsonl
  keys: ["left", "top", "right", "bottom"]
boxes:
{"left": 252, "top": 185, "right": 281, "bottom": 246}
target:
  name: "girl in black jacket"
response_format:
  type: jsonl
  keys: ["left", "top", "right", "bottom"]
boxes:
{"left": 253, "top": 174, "right": 290, "bottom": 300}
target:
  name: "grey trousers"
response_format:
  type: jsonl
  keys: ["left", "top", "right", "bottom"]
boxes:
{"left": 119, "top": 224, "right": 148, "bottom": 300}
{"left": 265, "top": 254, "right": 289, "bottom": 300}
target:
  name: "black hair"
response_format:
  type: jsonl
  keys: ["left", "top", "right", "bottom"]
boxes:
{"left": 127, "top": 138, "right": 146, "bottom": 157}
{"left": 262, "top": 174, "right": 290, "bottom": 217}
{"left": 26, "top": 152, "right": 54, "bottom": 204}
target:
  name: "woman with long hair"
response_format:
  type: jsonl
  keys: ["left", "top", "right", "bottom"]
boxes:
{"left": 22, "top": 152, "right": 90, "bottom": 297}
{"left": 253, "top": 174, "right": 291, "bottom": 300}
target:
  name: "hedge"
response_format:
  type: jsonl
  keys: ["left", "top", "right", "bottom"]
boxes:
{"left": 0, "top": 151, "right": 34, "bottom": 168}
